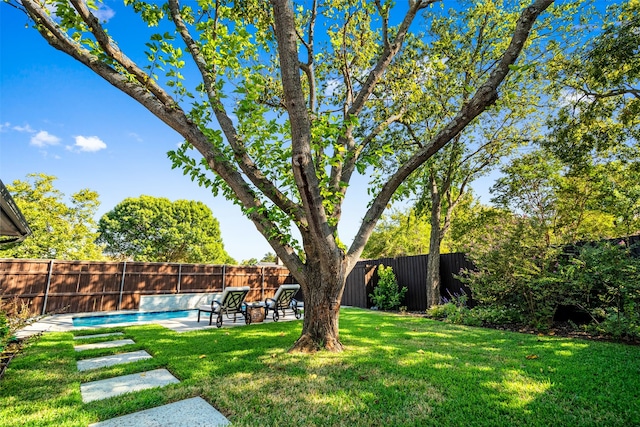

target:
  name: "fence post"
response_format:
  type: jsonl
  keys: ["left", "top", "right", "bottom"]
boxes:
{"left": 222, "top": 265, "right": 226, "bottom": 291}
{"left": 41, "top": 259, "right": 54, "bottom": 315}
{"left": 118, "top": 261, "right": 126, "bottom": 311}
{"left": 261, "top": 266, "right": 265, "bottom": 300}
{"left": 177, "top": 263, "right": 182, "bottom": 294}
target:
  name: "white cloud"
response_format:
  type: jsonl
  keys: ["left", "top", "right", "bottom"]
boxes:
{"left": 74, "top": 135, "right": 107, "bottom": 152}
{"left": 31, "top": 130, "right": 61, "bottom": 147}
{"left": 558, "top": 88, "right": 595, "bottom": 108}
{"left": 95, "top": 4, "right": 115, "bottom": 22}
{"left": 128, "top": 132, "right": 143, "bottom": 142}
{"left": 324, "top": 78, "right": 342, "bottom": 98}
{"left": 13, "top": 124, "right": 35, "bottom": 133}
{"left": 0, "top": 122, "right": 10, "bottom": 132}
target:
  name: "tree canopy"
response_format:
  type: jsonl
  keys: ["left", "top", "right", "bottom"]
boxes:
{"left": 13, "top": 0, "right": 557, "bottom": 351}
{"left": 545, "top": 0, "right": 639, "bottom": 166}
{"left": 0, "top": 174, "right": 104, "bottom": 260}
{"left": 97, "top": 195, "right": 235, "bottom": 264}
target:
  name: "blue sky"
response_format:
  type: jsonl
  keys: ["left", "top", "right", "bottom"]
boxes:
{"left": 0, "top": 1, "right": 555, "bottom": 262}
{"left": 0, "top": 1, "right": 393, "bottom": 262}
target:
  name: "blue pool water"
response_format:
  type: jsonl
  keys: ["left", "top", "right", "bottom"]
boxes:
{"left": 73, "top": 310, "right": 195, "bottom": 327}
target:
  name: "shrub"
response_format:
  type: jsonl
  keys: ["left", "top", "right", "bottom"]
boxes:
{"left": 459, "top": 219, "right": 567, "bottom": 328}
{"left": 561, "top": 240, "right": 640, "bottom": 340}
{"left": 426, "top": 292, "right": 482, "bottom": 326}
{"left": 468, "top": 305, "right": 524, "bottom": 325}
{"left": 370, "top": 264, "right": 407, "bottom": 310}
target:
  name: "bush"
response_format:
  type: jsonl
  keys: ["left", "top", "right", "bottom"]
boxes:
{"left": 370, "top": 265, "right": 407, "bottom": 311}
{"left": 427, "top": 291, "right": 522, "bottom": 327}
{"left": 468, "top": 305, "right": 524, "bottom": 325}
{"left": 460, "top": 224, "right": 640, "bottom": 339}
{"left": 459, "top": 219, "right": 567, "bottom": 328}
{"left": 426, "top": 292, "right": 482, "bottom": 326}
{"left": 561, "top": 240, "right": 640, "bottom": 340}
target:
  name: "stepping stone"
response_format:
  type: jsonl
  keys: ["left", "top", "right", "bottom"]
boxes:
{"left": 77, "top": 350, "right": 152, "bottom": 372}
{"left": 74, "top": 332, "right": 124, "bottom": 340}
{"left": 74, "top": 339, "right": 135, "bottom": 352}
{"left": 81, "top": 368, "right": 179, "bottom": 403}
{"left": 88, "top": 396, "right": 230, "bottom": 426}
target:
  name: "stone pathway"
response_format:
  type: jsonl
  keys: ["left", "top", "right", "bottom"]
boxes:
{"left": 88, "top": 396, "right": 230, "bottom": 427}
{"left": 74, "top": 339, "right": 136, "bottom": 352}
{"left": 74, "top": 332, "right": 124, "bottom": 340}
{"left": 77, "top": 350, "right": 152, "bottom": 372}
{"left": 75, "top": 332, "right": 230, "bottom": 425}
{"left": 81, "top": 368, "right": 180, "bottom": 403}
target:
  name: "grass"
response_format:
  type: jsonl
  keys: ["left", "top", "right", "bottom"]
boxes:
{"left": 1, "top": 308, "right": 639, "bottom": 426}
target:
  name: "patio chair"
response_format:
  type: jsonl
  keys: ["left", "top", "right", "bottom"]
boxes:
{"left": 197, "top": 286, "right": 251, "bottom": 327}
{"left": 265, "top": 284, "right": 302, "bottom": 322}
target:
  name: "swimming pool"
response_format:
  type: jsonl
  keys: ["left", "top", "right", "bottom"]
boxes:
{"left": 72, "top": 310, "right": 196, "bottom": 327}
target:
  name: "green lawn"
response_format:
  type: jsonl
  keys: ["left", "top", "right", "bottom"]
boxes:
{"left": 1, "top": 308, "right": 639, "bottom": 426}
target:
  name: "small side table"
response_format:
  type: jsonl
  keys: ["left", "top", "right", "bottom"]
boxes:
{"left": 246, "top": 301, "right": 266, "bottom": 323}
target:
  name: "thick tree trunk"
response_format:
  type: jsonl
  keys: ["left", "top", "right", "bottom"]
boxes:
{"left": 289, "top": 257, "right": 346, "bottom": 353}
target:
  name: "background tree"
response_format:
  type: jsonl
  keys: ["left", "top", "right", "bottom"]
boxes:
{"left": 239, "top": 253, "right": 278, "bottom": 265}
{"left": 0, "top": 173, "right": 103, "bottom": 260}
{"left": 490, "top": 148, "right": 639, "bottom": 244}
{"left": 260, "top": 252, "right": 278, "bottom": 263}
{"left": 97, "top": 196, "right": 235, "bottom": 264}
{"left": 14, "top": 0, "right": 555, "bottom": 351}
{"left": 541, "top": 0, "right": 640, "bottom": 239}
{"left": 362, "top": 208, "right": 433, "bottom": 259}
{"left": 370, "top": 0, "right": 571, "bottom": 307}
{"left": 362, "top": 204, "right": 477, "bottom": 259}
{"left": 545, "top": 0, "right": 639, "bottom": 166}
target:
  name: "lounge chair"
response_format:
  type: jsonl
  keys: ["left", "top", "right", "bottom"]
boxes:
{"left": 197, "top": 286, "right": 251, "bottom": 327}
{"left": 265, "top": 284, "right": 302, "bottom": 321}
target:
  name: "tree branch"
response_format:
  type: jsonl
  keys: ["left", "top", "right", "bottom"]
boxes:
{"left": 168, "top": 0, "right": 306, "bottom": 228}
{"left": 346, "top": 0, "right": 555, "bottom": 264}
{"left": 296, "top": 0, "right": 318, "bottom": 112}
{"left": 21, "top": 0, "right": 306, "bottom": 273}
{"left": 68, "top": 0, "right": 175, "bottom": 108}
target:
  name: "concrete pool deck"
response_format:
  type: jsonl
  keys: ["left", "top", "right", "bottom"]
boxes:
{"left": 15, "top": 307, "right": 303, "bottom": 339}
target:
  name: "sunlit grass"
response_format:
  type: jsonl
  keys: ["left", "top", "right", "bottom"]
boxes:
{"left": 1, "top": 308, "right": 639, "bottom": 426}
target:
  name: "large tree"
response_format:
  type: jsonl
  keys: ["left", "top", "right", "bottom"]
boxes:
{"left": 13, "top": 0, "right": 554, "bottom": 351}
{"left": 369, "top": 0, "right": 572, "bottom": 308}
{"left": 97, "top": 195, "right": 235, "bottom": 263}
{"left": 0, "top": 174, "right": 104, "bottom": 260}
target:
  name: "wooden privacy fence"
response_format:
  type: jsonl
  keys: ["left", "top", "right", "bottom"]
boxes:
{"left": 0, "top": 254, "right": 473, "bottom": 315}
{"left": 342, "top": 253, "right": 474, "bottom": 312}
{"left": 0, "top": 259, "right": 295, "bottom": 315}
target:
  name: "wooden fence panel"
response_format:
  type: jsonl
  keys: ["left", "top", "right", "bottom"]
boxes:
{"left": 342, "top": 264, "right": 368, "bottom": 308}
{"left": 0, "top": 259, "right": 295, "bottom": 315}
{"left": 341, "top": 253, "right": 473, "bottom": 312}
{"left": 179, "top": 264, "right": 224, "bottom": 292}
{"left": 439, "top": 253, "right": 474, "bottom": 303}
